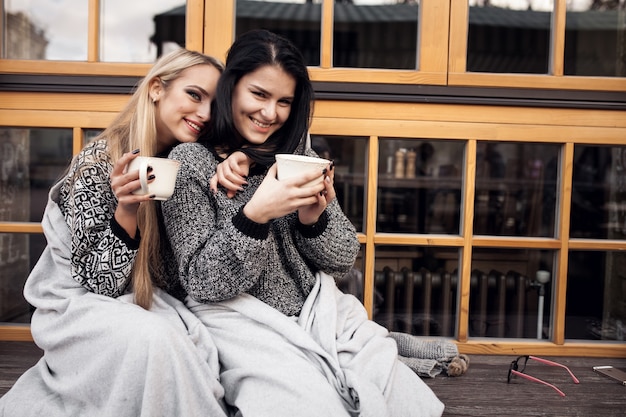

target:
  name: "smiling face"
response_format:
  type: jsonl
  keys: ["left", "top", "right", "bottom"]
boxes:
{"left": 151, "top": 63, "right": 221, "bottom": 152}
{"left": 231, "top": 64, "right": 296, "bottom": 146}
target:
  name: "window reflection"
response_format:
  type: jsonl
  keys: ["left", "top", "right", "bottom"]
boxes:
{"left": 0, "top": 128, "right": 70, "bottom": 325}
{"left": 467, "top": 1, "right": 551, "bottom": 74}
{"left": 333, "top": 0, "right": 419, "bottom": 69}
{"left": 102, "top": 0, "right": 185, "bottom": 62}
{"left": 84, "top": 129, "right": 103, "bottom": 146}
{"left": 235, "top": 0, "right": 322, "bottom": 66}
{"left": 378, "top": 139, "right": 464, "bottom": 234}
{"left": 474, "top": 141, "right": 559, "bottom": 237}
{"left": 2, "top": 0, "right": 184, "bottom": 62}
{"left": 235, "top": 0, "right": 420, "bottom": 69}
{"left": 0, "top": 128, "right": 72, "bottom": 223}
{"left": 312, "top": 134, "right": 367, "bottom": 232}
{"left": 564, "top": 4, "right": 626, "bottom": 77}
{"left": 570, "top": 144, "right": 626, "bottom": 240}
{"left": 469, "top": 248, "right": 555, "bottom": 339}
{"left": 567, "top": 250, "right": 626, "bottom": 341}
{"left": 0, "top": 233, "right": 45, "bottom": 323}
{"left": 374, "top": 245, "right": 459, "bottom": 337}
{"left": 3, "top": 0, "right": 88, "bottom": 60}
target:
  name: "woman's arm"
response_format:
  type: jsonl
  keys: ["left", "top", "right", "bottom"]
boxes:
{"left": 61, "top": 145, "right": 138, "bottom": 297}
{"left": 210, "top": 151, "right": 251, "bottom": 198}
{"left": 294, "top": 197, "right": 361, "bottom": 278}
{"left": 293, "top": 148, "right": 360, "bottom": 277}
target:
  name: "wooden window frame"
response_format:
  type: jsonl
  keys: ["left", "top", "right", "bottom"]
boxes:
{"left": 2, "top": 0, "right": 624, "bottom": 92}
{"left": 448, "top": 0, "right": 626, "bottom": 92}
{"left": 310, "top": 99, "right": 626, "bottom": 358}
{"left": 0, "top": 0, "right": 205, "bottom": 75}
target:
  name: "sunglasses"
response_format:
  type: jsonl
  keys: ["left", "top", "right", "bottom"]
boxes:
{"left": 507, "top": 355, "right": 580, "bottom": 397}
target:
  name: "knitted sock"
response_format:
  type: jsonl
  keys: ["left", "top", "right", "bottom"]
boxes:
{"left": 398, "top": 356, "right": 443, "bottom": 378}
{"left": 390, "top": 332, "right": 459, "bottom": 362}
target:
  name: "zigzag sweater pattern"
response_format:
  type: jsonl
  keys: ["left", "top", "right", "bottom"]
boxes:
{"left": 162, "top": 142, "right": 360, "bottom": 316}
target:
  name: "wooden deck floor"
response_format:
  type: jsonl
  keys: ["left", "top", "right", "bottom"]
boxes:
{"left": 1, "top": 341, "right": 625, "bottom": 416}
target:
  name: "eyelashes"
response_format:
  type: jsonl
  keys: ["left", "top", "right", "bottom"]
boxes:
{"left": 187, "top": 90, "right": 201, "bottom": 100}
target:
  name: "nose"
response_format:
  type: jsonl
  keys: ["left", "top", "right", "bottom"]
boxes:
{"left": 260, "top": 101, "right": 277, "bottom": 121}
{"left": 197, "top": 100, "right": 211, "bottom": 121}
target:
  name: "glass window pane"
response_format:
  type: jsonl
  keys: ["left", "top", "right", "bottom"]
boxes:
{"left": 378, "top": 139, "right": 464, "bottom": 234}
{"left": 567, "top": 250, "right": 625, "bottom": 341}
{"left": 374, "top": 245, "right": 459, "bottom": 337}
{"left": 315, "top": 135, "right": 367, "bottom": 232}
{"left": 333, "top": 1, "right": 419, "bottom": 69}
{"left": 0, "top": 128, "right": 72, "bottom": 222}
{"left": 0, "top": 233, "right": 46, "bottom": 324}
{"left": 473, "top": 141, "right": 559, "bottom": 237}
{"left": 235, "top": 0, "right": 321, "bottom": 66}
{"left": 101, "top": 0, "right": 185, "bottom": 62}
{"left": 469, "top": 248, "right": 556, "bottom": 339}
{"left": 84, "top": 129, "right": 103, "bottom": 146}
{"left": 467, "top": 1, "right": 552, "bottom": 74}
{"left": 564, "top": 4, "right": 626, "bottom": 77}
{"left": 3, "top": 0, "right": 88, "bottom": 60}
{"left": 570, "top": 144, "right": 626, "bottom": 239}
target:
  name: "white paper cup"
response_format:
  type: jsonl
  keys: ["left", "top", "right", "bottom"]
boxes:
{"left": 275, "top": 154, "right": 330, "bottom": 187}
{"left": 128, "top": 156, "right": 180, "bottom": 201}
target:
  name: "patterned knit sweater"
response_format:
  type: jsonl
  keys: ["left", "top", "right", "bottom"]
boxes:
{"left": 162, "top": 142, "right": 360, "bottom": 316}
{"left": 58, "top": 138, "right": 182, "bottom": 298}
{"left": 58, "top": 139, "right": 139, "bottom": 297}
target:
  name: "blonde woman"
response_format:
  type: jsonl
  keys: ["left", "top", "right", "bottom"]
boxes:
{"left": 0, "top": 49, "right": 238, "bottom": 417}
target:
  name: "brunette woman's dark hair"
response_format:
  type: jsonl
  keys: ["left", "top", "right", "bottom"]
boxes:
{"left": 204, "top": 29, "right": 314, "bottom": 166}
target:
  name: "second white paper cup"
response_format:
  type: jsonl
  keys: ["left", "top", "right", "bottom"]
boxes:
{"left": 275, "top": 154, "right": 330, "bottom": 186}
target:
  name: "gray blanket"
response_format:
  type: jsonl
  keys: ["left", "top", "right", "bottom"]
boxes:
{"left": 187, "top": 271, "right": 444, "bottom": 417}
{"left": 0, "top": 182, "right": 227, "bottom": 417}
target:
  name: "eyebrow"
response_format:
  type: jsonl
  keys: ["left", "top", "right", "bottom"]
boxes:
{"left": 250, "top": 83, "right": 294, "bottom": 101}
{"left": 186, "top": 84, "right": 211, "bottom": 97}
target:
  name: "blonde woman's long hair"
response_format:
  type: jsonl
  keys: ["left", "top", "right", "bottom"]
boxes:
{"left": 93, "top": 48, "right": 223, "bottom": 309}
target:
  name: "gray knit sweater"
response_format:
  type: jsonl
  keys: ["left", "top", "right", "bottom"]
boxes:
{"left": 162, "top": 142, "right": 360, "bottom": 316}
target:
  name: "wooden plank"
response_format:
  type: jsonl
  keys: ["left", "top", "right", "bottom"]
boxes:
{"left": 448, "top": 0, "right": 469, "bottom": 74}
{"left": 204, "top": 0, "right": 235, "bottom": 63}
{"left": 311, "top": 118, "right": 626, "bottom": 144}
{"left": 88, "top": 0, "right": 99, "bottom": 62}
{"left": 0, "top": 327, "right": 32, "bottom": 342}
{"left": 308, "top": 68, "right": 448, "bottom": 85}
{"left": 374, "top": 235, "right": 464, "bottom": 246}
{"left": 449, "top": 72, "right": 626, "bottom": 92}
{"left": 363, "top": 136, "right": 379, "bottom": 320}
{"left": 425, "top": 354, "right": 626, "bottom": 417}
{"left": 554, "top": 143, "right": 574, "bottom": 345}
{"left": 0, "top": 223, "right": 42, "bottom": 234}
{"left": 0, "top": 109, "right": 116, "bottom": 128}
{"left": 458, "top": 139, "right": 477, "bottom": 342}
{"left": 551, "top": 0, "right": 566, "bottom": 77}
{"left": 320, "top": 0, "right": 333, "bottom": 69}
{"left": 186, "top": 0, "right": 204, "bottom": 53}
{"left": 418, "top": 0, "right": 450, "bottom": 74}
{"left": 311, "top": 101, "right": 626, "bottom": 129}
{"left": 0, "top": 342, "right": 42, "bottom": 396}
{"left": 0, "top": 92, "right": 129, "bottom": 111}
{"left": 0, "top": 60, "right": 151, "bottom": 76}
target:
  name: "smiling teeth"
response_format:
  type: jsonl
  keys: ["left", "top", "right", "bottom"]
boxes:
{"left": 252, "top": 119, "right": 270, "bottom": 128}
{"left": 186, "top": 120, "right": 201, "bottom": 131}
